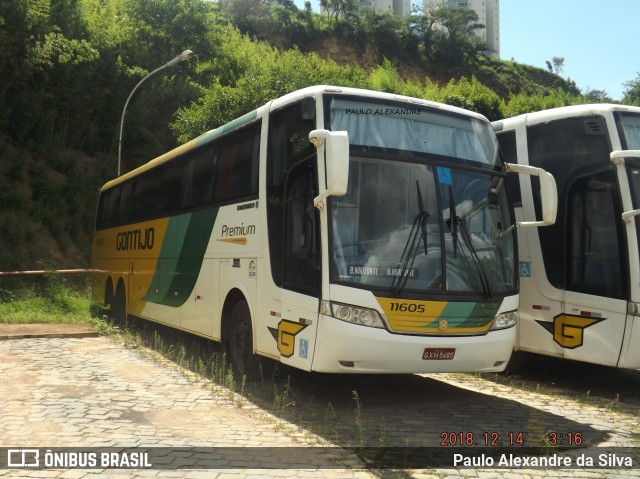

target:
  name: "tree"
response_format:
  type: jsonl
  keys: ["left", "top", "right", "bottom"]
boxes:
{"left": 546, "top": 56, "right": 564, "bottom": 75}
{"left": 0, "top": 0, "right": 100, "bottom": 146}
{"left": 319, "top": 0, "right": 358, "bottom": 28}
{"left": 412, "top": 6, "right": 487, "bottom": 68}
{"left": 408, "top": 5, "right": 439, "bottom": 62}
{"left": 585, "top": 89, "right": 612, "bottom": 104}
{"left": 623, "top": 73, "right": 640, "bottom": 106}
{"left": 223, "top": 0, "right": 271, "bottom": 33}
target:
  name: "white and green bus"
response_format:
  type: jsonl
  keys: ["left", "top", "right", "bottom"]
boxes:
{"left": 494, "top": 104, "right": 640, "bottom": 369}
{"left": 92, "top": 85, "right": 556, "bottom": 374}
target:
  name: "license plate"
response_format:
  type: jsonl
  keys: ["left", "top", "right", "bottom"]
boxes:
{"left": 422, "top": 348, "right": 455, "bottom": 360}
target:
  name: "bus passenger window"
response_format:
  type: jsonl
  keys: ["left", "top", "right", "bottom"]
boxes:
{"left": 213, "top": 123, "right": 260, "bottom": 204}
{"left": 182, "top": 147, "right": 215, "bottom": 209}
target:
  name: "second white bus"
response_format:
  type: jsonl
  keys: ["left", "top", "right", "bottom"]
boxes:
{"left": 494, "top": 104, "right": 640, "bottom": 369}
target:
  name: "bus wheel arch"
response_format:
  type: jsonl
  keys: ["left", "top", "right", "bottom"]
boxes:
{"left": 222, "top": 289, "right": 258, "bottom": 377}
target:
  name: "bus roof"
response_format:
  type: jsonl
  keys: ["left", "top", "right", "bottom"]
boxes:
{"left": 104, "top": 85, "right": 491, "bottom": 191}
{"left": 267, "top": 85, "right": 490, "bottom": 122}
{"left": 493, "top": 103, "right": 640, "bottom": 132}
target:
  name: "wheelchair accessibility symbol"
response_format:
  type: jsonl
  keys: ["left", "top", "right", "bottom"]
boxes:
{"left": 519, "top": 262, "right": 531, "bottom": 278}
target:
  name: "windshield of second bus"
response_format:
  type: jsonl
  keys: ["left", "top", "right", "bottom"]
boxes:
{"left": 617, "top": 112, "right": 640, "bottom": 211}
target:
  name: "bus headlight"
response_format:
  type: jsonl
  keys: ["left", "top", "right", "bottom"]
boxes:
{"left": 490, "top": 310, "right": 517, "bottom": 330}
{"left": 321, "top": 301, "right": 385, "bottom": 329}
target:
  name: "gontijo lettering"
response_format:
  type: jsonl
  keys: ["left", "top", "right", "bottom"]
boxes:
{"left": 116, "top": 228, "right": 154, "bottom": 251}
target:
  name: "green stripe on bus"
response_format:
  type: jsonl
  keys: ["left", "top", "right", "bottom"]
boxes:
{"left": 464, "top": 301, "right": 501, "bottom": 327}
{"left": 195, "top": 110, "right": 258, "bottom": 147}
{"left": 426, "top": 301, "right": 500, "bottom": 328}
{"left": 143, "top": 207, "right": 219, "bottom": 307}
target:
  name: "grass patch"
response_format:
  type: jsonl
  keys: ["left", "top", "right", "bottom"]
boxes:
{"left": 0, "top": 277, "right": 96, "bottom": 325}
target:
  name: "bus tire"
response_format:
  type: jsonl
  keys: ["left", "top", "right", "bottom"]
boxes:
{"left": 227, "top": 300, "right": 259, "bottom": 379}
{"left": 105, "top": 280, "right": 115, "bottom": 320}
{"left": 113, "top": 281, "right": 127, "bottom": 325}
{"left": 503, "top": 349, "right": 528, "bottom": 375}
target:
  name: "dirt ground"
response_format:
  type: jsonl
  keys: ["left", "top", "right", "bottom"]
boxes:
{"left": 0, "top": 323, "right": 97, "bottom": 338}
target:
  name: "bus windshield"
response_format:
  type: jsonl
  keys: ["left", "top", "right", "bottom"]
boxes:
{"left": 617, "top": 112, "right": 640, "bottom": 210}
{"left": 327, "top": 98, "right": 515, "bottom": 297}
{"left": 618, "top": 111, "right": 640, "bottom": 150}
{"left": 328, "top": 96, "right": 501, "bottom": 168}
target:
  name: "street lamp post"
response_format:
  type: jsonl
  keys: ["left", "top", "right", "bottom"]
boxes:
{"left": 117, "top": 49, "right": 194, "bottom": 176}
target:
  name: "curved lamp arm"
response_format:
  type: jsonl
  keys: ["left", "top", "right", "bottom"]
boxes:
{"left": 117, "top": 50, "right": 194, "bottom": 176}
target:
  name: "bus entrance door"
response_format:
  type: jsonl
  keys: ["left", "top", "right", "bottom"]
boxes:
{"left": 560, "top": 292, "right": 627, "bottom": 367}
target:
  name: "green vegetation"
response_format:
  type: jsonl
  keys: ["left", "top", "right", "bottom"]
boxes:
{"left": 0, "top": 277, "right": 96, "bottom": 324}
{"left": 2, "top": 0, "right": 640, "bottom": 273}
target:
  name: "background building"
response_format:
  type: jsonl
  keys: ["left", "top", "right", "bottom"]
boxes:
{"left": 324, "top": 0, "right": 500, "bottom": 57}
{"left": 358, "top": 0, "right": 411, "bottom": 17}
{"left": 431, "top": 0, "right": 500, "bottom": 57}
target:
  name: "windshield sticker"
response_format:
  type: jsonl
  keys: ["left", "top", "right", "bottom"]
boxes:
{"left": 348, "top": 265, "right": 418, "bottom": 278}
{"left": 437, "top": 167, "right": 453, "bottom": 185}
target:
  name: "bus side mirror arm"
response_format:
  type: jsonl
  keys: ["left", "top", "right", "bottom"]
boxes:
{"left": 610, "top": 150, "right": 640, "bottom": 222}
{"left": 504, "top": 163, "right": 558, "bottom": 228}
{"left": 309, "top": 129, "right": 350, "bottom": 210}
{"left": 622, "top": 209, "right": 640, "bottom": 223}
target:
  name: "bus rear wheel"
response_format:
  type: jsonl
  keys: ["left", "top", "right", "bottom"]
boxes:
{"left": 112, "top": 282, "right": 127, "bottom": 324}
{"left": 227, "top": 300, "right": 259, "bottom": 379}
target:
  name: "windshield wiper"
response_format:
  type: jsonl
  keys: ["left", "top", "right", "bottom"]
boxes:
{"left": 393, "top": 181, "right": 430, "bottom": 294}
{"left": 448, "top": 185, "right": 492, "bottom": 298}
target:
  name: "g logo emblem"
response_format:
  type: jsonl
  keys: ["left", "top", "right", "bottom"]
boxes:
{"left": 438, "top": 319, "right": 448, "bottom": 331}
{"left": 537, "top": 314, "right": 603, "bottom": 349}
{"left": 552, "top": 314, "right": 601, "bottom": 349}
{"left": 276, "top": 320, "right": 308, "bottom": 358}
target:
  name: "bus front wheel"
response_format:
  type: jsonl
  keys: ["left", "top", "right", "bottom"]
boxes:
{"left": 227, "top": 300, "right": 259, "bottom": 378}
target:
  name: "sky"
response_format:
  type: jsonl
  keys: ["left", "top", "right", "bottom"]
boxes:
{"left": 500, "top": 0, "right": 638, "bottom": 100}
{"left": 293, "top": 0, "right": 639, "bottom": 101}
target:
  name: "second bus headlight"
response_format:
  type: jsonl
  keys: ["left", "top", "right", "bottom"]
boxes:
{"left": 322, "top": 301, "right": 385, "bottom": 329}
{"left": 490, "top": 310, "right": 517, "bottom": 330}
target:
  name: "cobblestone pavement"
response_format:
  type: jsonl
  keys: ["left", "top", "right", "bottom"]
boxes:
{"left": 0, "top": 335, "right": 638, "bottom": 479}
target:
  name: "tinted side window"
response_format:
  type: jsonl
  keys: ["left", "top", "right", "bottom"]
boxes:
{"left": 214, "top": 122, "right": 260, "bottom": 204}
{"left": 131, "top": 159, "right": 184, "bottom": 220}
{"left": 96, "top": 121, "right": 261, "bottom": 230}
{"left": 96, "top": 187, "right": 120, "bottom": 230}
{"left": 182, "top": 146, "right": 215, "bottom": 210}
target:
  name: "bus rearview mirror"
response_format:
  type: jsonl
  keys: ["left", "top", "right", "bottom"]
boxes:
{"left": 504, "top": 163, "right": 558, "bottom": 228}
{"left": 309, "top": 129, "right": 350, "bottom": 209}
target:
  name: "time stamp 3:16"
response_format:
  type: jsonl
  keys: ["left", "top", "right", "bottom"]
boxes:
{"left": 440, "top": 431, "right": 583, "bottom": 447}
